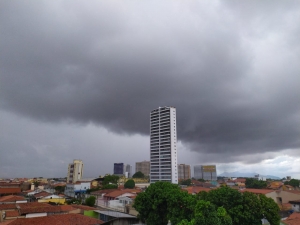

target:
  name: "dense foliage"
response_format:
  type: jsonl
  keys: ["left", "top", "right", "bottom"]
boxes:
{"left": 54, "top": 185, "right": 65, "bottom": 194}
{"left": 101, "top": 184, "right": 118, "bottom": 189}
{"left": 245, "top": 178, "right": 267, "bottom": 189}
{"left": 179, "top": 179, "right": 192, "bottom": 186}
{"left": 85, "top": 196, "right": 96, "bottom": 207}
{"left": 134, "top": 182, "right": 280, "bottom": 225}
{"left": 132, "top": 171, "right": 145, "bottom": 178}
{"left": 102, "top": 175, "right": 119, "bottom": 186}
{"left": 124, "top": 179, "right": 135, "bottom": 188}
{"left": 284, "top": 179, "right": 300, "bottom": 188}
{"left": 197, "top": 186, "right": 280, "bottom": 225}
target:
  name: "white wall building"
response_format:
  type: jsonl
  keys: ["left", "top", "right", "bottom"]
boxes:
{"left": 67, "top": 159, "right": 84, "bottom": 183}
{"left": 64, "top": 182, "right": 90, "bottom": 198}
{"left": 150, "top": 106, "right": 178, "bottom": 184}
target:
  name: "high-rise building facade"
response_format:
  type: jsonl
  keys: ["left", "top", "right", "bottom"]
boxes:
{"left": 194, "top": 165, "right": 217, "bottom": 181}
{"left": 113, "top": 163, "right": 132, "bottom": 178}
{"left": 150, "top": 106, "right": 178, "bottom": 184}
{"left": 135, "top": 161, "right": 150, "bottom": 177}
{"left": 67, "top": 159, "right": 84, "bottom": 183}
{"left": 178, "top": 164, "right": 191, "bottom": 180}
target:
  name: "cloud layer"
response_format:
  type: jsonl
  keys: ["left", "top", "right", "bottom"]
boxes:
{"left": 1, "top": 1, "right": 300, "bottom": 176}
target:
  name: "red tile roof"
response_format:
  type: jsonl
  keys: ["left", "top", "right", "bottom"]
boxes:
{"left": 33, "top": 191, "right": 51, "bottom": 198}
{"left": 60, "top": 205, "right": 76, "bottom": 211}
{"left": 239, "top": 188, "right": 274, "bottom": 194}
{"left": 6, "top": 213, "right": 104, "bottom": 225}
{"left": 283, "top": 212, "right": 300, "bottom": 225}
{"left": 17, "top": 202, "right": 61, "bottom": 215}
{"left": 0, "top": 203, "right": 17, "bottom": 210}
{"left": 104, "top": 189, "right": 141, "bottom": 198}
{"left": 182, "top": 186, "right": 211, "bottom": 194}
{"left": 0, "top": 188, "right": 21, "bottom": 194}
{"left": 0, "top": 195, "right": 25, "bottom": 202}
{"left": 5, "top": 210, "right": 20, "bottom": 217}
{"left": 70, "top": 204, "right": 98, "bottom": 211}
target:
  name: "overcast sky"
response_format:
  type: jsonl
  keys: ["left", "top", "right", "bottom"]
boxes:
{"left": 1, "top": 0, "right": 300, "bottom": 179}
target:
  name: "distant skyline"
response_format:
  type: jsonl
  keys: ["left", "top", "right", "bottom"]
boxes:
{"left": 0, "top": 1, "right": 299, "bottom": 179}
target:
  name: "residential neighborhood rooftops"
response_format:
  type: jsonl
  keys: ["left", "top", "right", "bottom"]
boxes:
{"left": 282, "top": 212, "right": 300, "bottom": 225}
{"left": 104, "top": 189, "right": 141, "bottom": 198}
{"left": 5, "top": 210, "right": 20, "bottom": 217}
{"left": 0, "top": 188, "right": 21, "bottom": 194}
{"left": 0, "top": 195, "right": 25, "bottom": 202}
{"left": 33, "top": 191, "right": 51, "bottom": 198}
{"left": 70, "top": 204, "right": 98, "bottom": 211}
{"left": 182, "top": 186, "right": 212, "bottom": 194}
{"left": 0, "top": 203, "right": 17, "bottom": 210}
{"left": 239, "top": 188, "right": 274, "bottom": 194}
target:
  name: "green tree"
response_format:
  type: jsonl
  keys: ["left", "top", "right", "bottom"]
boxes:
{"left": 287, "top": 179, "right": 300, "bottom": 188}
{"left": 54, "top": 185, "right": 65, "bottom": 194}
{"left": 102, "top": 175, "right": 119, "bottom": 186}
{"left": 134, "top": 181, "right": 194, "bottom": 225}
{"left": 259, "top": 194, "right": 280, "bottom": 225}
{"left": 197, "top": 187, "right": 280, "bottom": 225}
{"left": 33, "top": 181, "right": 40, "bottom": 188}
{"left": 178, "top": 200, "right": 232, "bottom": 225}
{"left": 102, "top": 184, "right": 118, "bottom": 189}
{"left": 132, "top": 171, "right": 145, "bottom": 178}
{"left": 85, "top": 196, "right": 96, "bottom": 207}
{"left": 180, "top": 179, "right": 192, "bottom": 186}
{"left": 245, "top": 178, "right": 267, "bottom": 189}
{"left": 124, "top": 179, "right": 135, "bottom": 188}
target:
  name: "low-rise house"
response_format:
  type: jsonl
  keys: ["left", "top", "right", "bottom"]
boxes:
{"left": 93, "top": 189, "right": 141, "bottom": 211}
{"left": 289, "top": 200, "right": 300, "bottom": 212}
{"left": 240, "top": 189, "right": 300, "bottom": 205}
{"left": 64, "top": 181, "right": 90, "bottom": 198}
{"left": 37, "top": 194, "right": 66, "bottom": 204}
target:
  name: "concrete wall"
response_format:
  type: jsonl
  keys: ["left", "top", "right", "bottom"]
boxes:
{"left": 266, "top": 191, "right": 300, "bottom": 204}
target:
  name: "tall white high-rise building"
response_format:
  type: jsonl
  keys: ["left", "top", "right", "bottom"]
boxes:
{"left": 150, "top": 106, "right": 178, "bottom": 184}
{"left": 67, "top": 159, "right": 84, "bottom": 183}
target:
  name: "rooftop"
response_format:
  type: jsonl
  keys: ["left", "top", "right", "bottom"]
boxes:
{"left": 5, "top": 213, "right": 104, "bottom": 225}
{"left": 94, "top": 210, "right": 136, "bottom": 218}
{"left": 0, "top": 195, "right": 25, "bottom": 202}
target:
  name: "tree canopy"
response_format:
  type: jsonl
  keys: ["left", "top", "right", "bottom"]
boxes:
{"left": 284, "top": 179, "right": 300, "bottom": 188}
{"left": 134, "top": 183, "right": 280, "bottom": 225}
{"left": 132, "top": 171, "right": 145, "bottom": 178}
{"left": 133, "top": 181, "right": 195, "bottom": 225}
{"left": 197, "top": 186, "right": 280, "bottom": 225}
{"left": 102, "top": 175, "right": 119, "bottom": 186}
{"left": 85, "top": 196, "right": 96, "bottom": 207}
{"left": 124, "top": 179, "right": 135, "bottom": 189}
{"left": 245, "top": 178, "right": 267, "bottom": 189}
{"left": 179, "top": 179, "right": 192, "bottom": 186}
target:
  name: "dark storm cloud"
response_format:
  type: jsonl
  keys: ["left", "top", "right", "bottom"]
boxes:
{"left": 1, "top": 0, "right": 300, "bottom": 164}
